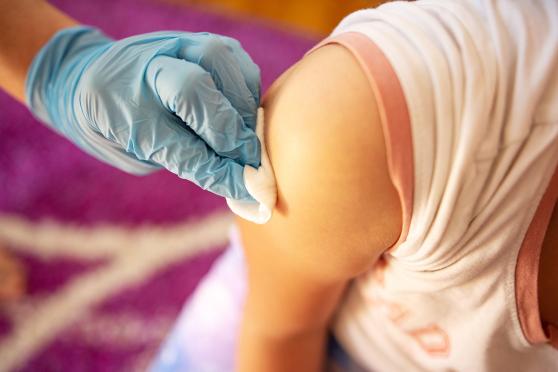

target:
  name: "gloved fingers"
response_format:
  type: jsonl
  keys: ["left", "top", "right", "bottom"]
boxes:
{"left": 146, "top": 55, "right": 261, "bottom": 168}
{"left": 147, "top": 114, "right": 253, "bottom": 200}
{"left": 178, "top": 34, "right": 260, "bottom": 131}
{"left": 218, "top": 35, "right": 261, "bottom": 108}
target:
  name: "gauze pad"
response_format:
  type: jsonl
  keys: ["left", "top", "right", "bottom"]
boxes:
{"left": 226, "top": 108, "right": 277, "bottom": 224}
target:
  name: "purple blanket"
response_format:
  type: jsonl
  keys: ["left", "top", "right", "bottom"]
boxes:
{"left": 0, "top": 1, "right": 315, "bottom": 370}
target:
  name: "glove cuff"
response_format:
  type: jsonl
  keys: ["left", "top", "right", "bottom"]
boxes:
{"left": 25, "top": 26, "right": 112, "bottom": 136}
{"left": 25, "top": 26, "right": 160, "bottom": 175}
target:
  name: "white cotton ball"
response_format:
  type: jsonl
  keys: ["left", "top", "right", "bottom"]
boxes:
{"left": 226, "top": 108, "right": 277, "bottom": 224}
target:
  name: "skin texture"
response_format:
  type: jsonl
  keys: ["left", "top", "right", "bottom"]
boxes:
{"left": 0, "top": 0, "right": 77, "bottom": 102}
{"left": 0, "top": 0, "right": 76, "bottom": 300}
{"left": 235, "top": 44, "right": 403, "bottom": 372}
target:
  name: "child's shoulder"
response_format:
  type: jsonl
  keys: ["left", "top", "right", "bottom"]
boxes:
{"left": 243, "top": 43, "right": 402, "bottom": 280}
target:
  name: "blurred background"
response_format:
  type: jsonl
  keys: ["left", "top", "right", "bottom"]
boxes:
{"left": 167, "top": 0, "right": 377, "bottom": 35}
{"left": 0, "top": 0, "right": 380, "bottom": 371}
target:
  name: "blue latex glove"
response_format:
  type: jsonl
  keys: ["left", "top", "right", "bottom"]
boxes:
{"left": 26, "top": 26, "right": 261, "bottom": 200}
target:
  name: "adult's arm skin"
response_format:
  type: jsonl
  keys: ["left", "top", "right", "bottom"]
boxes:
{"left": 236, "top": 44, "right": 403, "bottom": 372}
{"left": 0, "top": 0, "right": 77, "bottom": 102}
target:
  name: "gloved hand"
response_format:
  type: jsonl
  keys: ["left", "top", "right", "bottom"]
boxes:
{"left": 26, "top": 26, "right": 261, "bottom": 200}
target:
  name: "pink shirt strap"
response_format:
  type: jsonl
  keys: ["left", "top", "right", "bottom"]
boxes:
{"left": 516, "top": 160, "right": 558, "bottom": 348}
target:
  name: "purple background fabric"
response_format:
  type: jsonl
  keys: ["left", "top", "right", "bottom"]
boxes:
{"left": 0, "top": 0, "right": 316, "bottom": 370}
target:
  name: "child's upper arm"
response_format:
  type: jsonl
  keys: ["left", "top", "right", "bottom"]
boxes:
{"left": 236, "top": 44, "right": 402, "bottom": 337}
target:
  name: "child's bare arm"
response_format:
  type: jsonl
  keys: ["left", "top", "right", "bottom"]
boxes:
{"left": 236, "top": 44, "right": 403, "bottom": 372}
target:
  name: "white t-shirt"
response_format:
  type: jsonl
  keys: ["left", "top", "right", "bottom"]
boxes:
{"left": 320, "top": 1, "right": 558, "bottom": 371}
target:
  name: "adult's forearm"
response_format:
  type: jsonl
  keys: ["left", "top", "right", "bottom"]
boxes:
{"left": 0, "top": 0, "right": 77, "bottom": 102}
